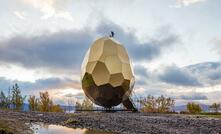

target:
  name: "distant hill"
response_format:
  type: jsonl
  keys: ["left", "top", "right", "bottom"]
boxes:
{"left": 22, "top": 103, "right": 211, "bottom": 112}
{"left": 60, "top": 105, "right": 75, "bottom": 112}
{"left": 22, "top": 103, "right": 76, "bottom": 112}
{"left": 173, "top": 104, "right": 210, "bottom": 112}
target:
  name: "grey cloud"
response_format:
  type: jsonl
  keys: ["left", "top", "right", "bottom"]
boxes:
{"left": 202, "top": 66, "right": 221, "bottom": 82}
{"left": 0, "top": 20, "right": 179, "bottom": 72}
{"left": 0, "top": 77, "right": 80, "bottom": 95}
{"left": 134, "top": 65, "right": 149, "bottom": 78}
{"left": 64, "top": 92, "right": 84, "bottom": 98}
{"left": 133, "top": 88, "right": 167, "bottom": 97}
{"left": 178, "top": 94, "right": 208, "bottom": 100}
{"left": 158, "top": 65, "right": 202, "bottom": 87}
{"left": 135, "top": 80, "right": 147, "bottom": 87}
{"left": 208, "top": 71, "right": 221, "bottom": 81}
{"left": 96, "top": 21, "right": 179, "bottom": 61}
{"left": 185, "top": 62, "right": 221, "bottom": 86}
{"left": 157, "top": 62, "right": 221, "bottom": 87}
{"left": 134, "top": 65, "right": 149, "bottom": 86}
{"left": 0, "top": 30, "right": 93, "bottom": 70}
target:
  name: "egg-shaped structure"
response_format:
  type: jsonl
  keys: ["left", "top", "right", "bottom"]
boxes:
{"left": 81, "top": 37, "right": 136, "bottom": 110}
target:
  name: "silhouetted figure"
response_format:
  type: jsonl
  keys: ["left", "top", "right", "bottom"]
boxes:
{"left": 109, "top": 31, "right": 114, "bottom": 37}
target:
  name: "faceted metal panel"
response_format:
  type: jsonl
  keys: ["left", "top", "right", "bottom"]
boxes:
{"left": 92, "top": 61, "right": 110, "bottom": 86}
{"left": 81, "top": 37, "right": 135, "bottom": 108}
{"left": 105, "top": 56, "right": 122, "bottom": 74}
{"left": 109, "top": 73, "right": 124, "bottom": 87}
{"left": 122, "top": 63, "right": 133, "bottom": 80}
{"left": 117, "top": 45, "right": 130, "bottom": 63}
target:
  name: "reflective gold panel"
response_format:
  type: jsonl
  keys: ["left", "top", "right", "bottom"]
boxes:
{"left": 81, "top": 37, "right": 136, "bottom": 109}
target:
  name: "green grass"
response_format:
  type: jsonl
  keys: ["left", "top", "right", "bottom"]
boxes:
{"left": 186, "top": 112, "right": 221, "bottom": 118}
{"left": 180, "top": 112, "right": 221, "bottom": 118}
{"left": 201, "top": 114, "right": 221, "bottom": 118}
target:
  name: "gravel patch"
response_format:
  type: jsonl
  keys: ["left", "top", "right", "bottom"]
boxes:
{"left": 0, "top": 110, "right": 221, "bottom": 134}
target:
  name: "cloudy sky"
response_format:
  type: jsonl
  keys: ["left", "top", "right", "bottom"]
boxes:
{"left": 0, "top": 0, "right": 221, "bottom": 105}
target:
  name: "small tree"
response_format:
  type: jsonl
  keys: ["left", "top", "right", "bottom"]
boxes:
{"left": 28, "top": 95, "right": 39, "bottom": 111}
{"left": 156, "top": 95, "right": 175, "bottom": 113}
{"left": 39, "top": 91, "right": 52, "bottom": 112}
{"left": 81, "top": 97, "right": 93, "bottom": 110}
{"left": 0, "top": 91, "right": 7, "bottom": 109}
{"left": 140, "top": 95, "right": 174, "bottom": 113}
{"left": 210, "top": 103, "right": 220, "bottom": 114}
{"left": 187, "top": 102, "right": 202, "bottom": 114}
{"left": 51, "top": 104, "right": 64, "bottom": 112}
{"left": 11, "top": 84, "right": 26, "bottom": 111}
{"left": 75, "top": 101, "right": 82, "bottom": 110}
{"left": 38, "top": 91, "right": 63, "bottom": 112}
{"left": 140, "top": 95, "right": 156, "bottom": 112}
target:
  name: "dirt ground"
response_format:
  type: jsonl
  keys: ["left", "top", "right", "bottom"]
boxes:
{"left": 0, "top": 110, "right": 221, "bottom": 134}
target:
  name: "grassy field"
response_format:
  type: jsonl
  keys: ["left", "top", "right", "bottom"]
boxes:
{"left": 185, "top": 112, "right": 221, "bottom": 118}
{"left": 201, "top": 114, "right": 221, "bottom": 118}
